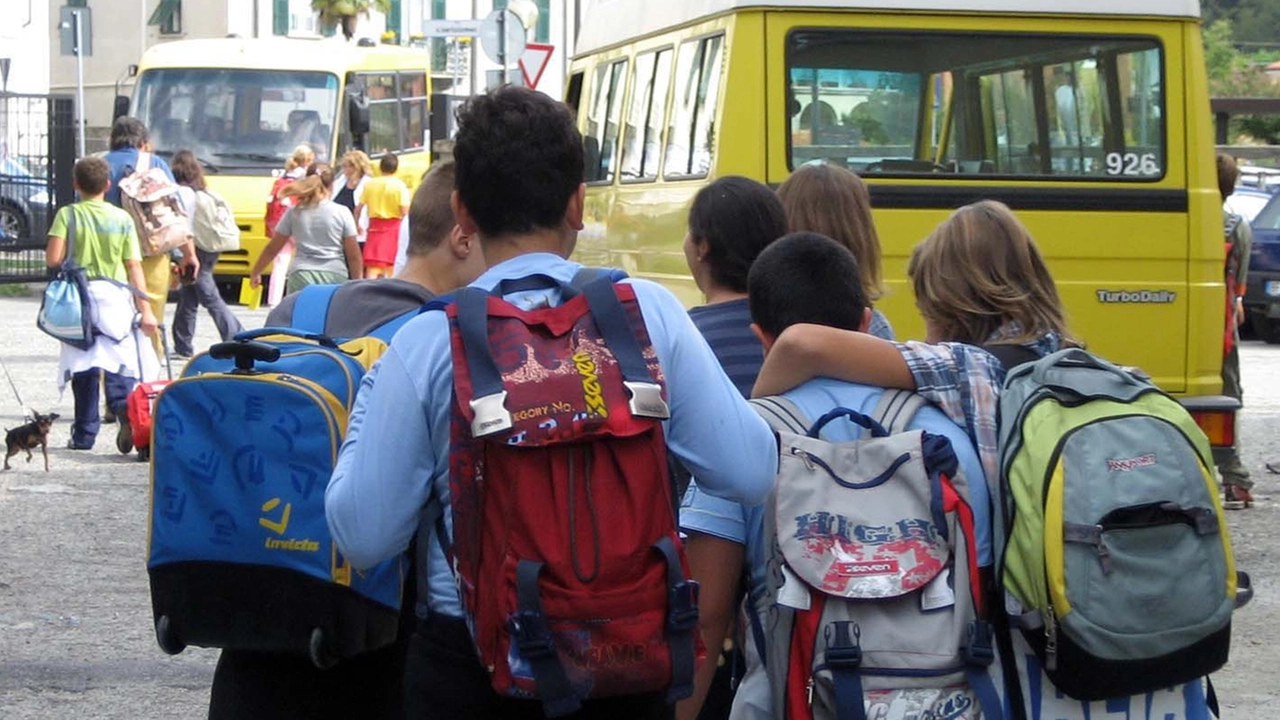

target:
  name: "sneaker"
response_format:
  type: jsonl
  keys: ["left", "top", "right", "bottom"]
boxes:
{"left": 116, "top": 415, "right": 134, "bottom": 455}
{"left": 1224, "top": 484, "right": 1254, "bottom": 510}
{"left": 103, "top": 407, "right": 116, "bottom": 424}
{"left": 66, "top": 439, "right": 93, "bottom": 451}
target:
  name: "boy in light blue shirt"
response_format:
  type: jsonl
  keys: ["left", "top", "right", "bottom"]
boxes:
{"left": 678, "top": 232, "right": 990, "bottom": 720}
{"left": 325, "top": 86, "right": 777, "bottom": 720}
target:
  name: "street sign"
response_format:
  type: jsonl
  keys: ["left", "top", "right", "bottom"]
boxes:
{"left": 486, "top": 69, "right": 525, "bottom": 91}
{"left": 58, "top": 6, "right": 92, "bottom": 57}
{"left": 479, "top": 9, "right": 526, "bottom": 65}
{"left": 422, "top": 18, "right": 481, "bottom": 37}
{"left": 518, "top": 44, "right": 555, "bottom": 91}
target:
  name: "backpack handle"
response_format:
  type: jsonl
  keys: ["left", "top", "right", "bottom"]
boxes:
{"left": 1031, "top": 348, "right": 1142, "bottom": 386}
{"left": 209, "top": 340, "right": 281, "bottom": 372}
{"left": 807, "top": 407, "right": 891, "bottom": 439}
{"left": 234, "top": 326, "right": 341, "bottom": 349}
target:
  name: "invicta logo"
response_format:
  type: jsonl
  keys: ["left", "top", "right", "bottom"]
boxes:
{"left": 259, "top": 498, "right": 320, "bottom": 553}
{"left": 573, "top": 351, "right": 608, "bottom": 418}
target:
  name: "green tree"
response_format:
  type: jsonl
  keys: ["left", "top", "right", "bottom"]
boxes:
{"left": 311, "top": 0, "right": 391, "bottom": 39}
{"left": 1203, "top": 18, "right": 1280, "bottom": 143}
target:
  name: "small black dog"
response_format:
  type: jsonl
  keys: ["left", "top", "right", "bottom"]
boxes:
{"left": 4, "top": 412, "right": 61, "bottom": 472}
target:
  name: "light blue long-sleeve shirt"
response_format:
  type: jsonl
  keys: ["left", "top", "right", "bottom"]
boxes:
{"left": 325, "top": 252, "right": 778, "bottom": 617}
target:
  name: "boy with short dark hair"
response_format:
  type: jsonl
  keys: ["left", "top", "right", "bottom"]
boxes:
{"left": 678, "top": 232, "right": 989, "bottom": 720}
{"left": 358, "top": 153, "right": 411, "bottom": 278}
{"left": 46, "top": 156, "right": 157, "bottom": 451}
{"left": 326, "top": 86, "right": 776, "bottom": 720}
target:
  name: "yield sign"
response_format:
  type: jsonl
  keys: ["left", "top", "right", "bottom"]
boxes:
{"left": 518, "top": 43, "right": 555, "bottom": 91}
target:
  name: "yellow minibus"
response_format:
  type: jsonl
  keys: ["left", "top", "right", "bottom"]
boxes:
{"left": 567, "top": 0, "right": 1237, "bottom": 448}
{"left": 120, "top": 36, "right": 432, "bottom": 281}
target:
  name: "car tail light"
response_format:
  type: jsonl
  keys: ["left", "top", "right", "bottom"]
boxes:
{"left": 1190, "top": 410, "right": 1235, "bottom": 448}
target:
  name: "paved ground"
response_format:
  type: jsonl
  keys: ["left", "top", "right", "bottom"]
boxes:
{"left": 0, "top": 286, "right": 1276, "bottom": 718}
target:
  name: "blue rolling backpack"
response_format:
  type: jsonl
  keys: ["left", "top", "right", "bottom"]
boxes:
{"left": 146, "top": 284, "right": 420, "bottom": 667}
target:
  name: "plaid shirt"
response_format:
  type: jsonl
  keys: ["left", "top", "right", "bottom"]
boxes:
{"left": 893, "top": 331, "right": 1062, "bottom": 484}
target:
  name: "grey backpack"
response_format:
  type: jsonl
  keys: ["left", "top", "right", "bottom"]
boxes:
{"left": 751, "top": 392, "right": 1002, "bottom": 720}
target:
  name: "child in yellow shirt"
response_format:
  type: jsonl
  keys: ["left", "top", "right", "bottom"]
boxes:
{"left": 358, "top": 154, "right": 411, "bottom": 278}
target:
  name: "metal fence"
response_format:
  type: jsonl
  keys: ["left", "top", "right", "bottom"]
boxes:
{"left": 0, "top": 92, "right": 75, "bottom": 283}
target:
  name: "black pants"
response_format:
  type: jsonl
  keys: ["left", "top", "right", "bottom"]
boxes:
{"left": 207, "top": 640, "right": 407, "bottom": 720}
{"left": 404, "top": 613, "right": 673, "bottom": 720}
{"left": 172, "top": 249, "right": 244, "bottom": 357}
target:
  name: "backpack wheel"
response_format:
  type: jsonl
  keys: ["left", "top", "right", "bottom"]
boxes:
{"left": 309, "top": 627, "right": 338, "bottom": 670}
{"left": 155, "top": 615, "right": 185, "bottom": 655}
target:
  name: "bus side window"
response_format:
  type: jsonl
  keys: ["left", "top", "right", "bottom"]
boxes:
{"left": 566, "top": 72, "right": 585, "bottom": 115}
{"left": 362, "top": 72, "right": 401, "bottom": 156}
{"left": 584, "top": 59, "right": 629, "bottom": 184}
{"left": 665, "top": 34, "right": 724, "bottom": 180}
{"left": 621, "top": 47, "right": 673, "bottom": 182}
{"left": 399, "top": 72, "right": 428, "bottom": 150}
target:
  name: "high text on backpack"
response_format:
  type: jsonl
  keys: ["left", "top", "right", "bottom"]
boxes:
{"left": 443, "top": 274, "right": 702, "bottom": 716}
{"left": 996, "top": 349, "right": 1250, "bottom": 701}
{"left": 751, "top": 391, "right": 1001, "bottom": 720}
{"left": 117, "top": 152, "right": 192, "bottom": 257}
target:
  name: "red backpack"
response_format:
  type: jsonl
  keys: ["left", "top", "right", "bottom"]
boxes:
{"left": 265, "top": 175, "right": 297, "bottom": 237}
{"left": 443, "top": 271, "right": 703, "bottom": 716}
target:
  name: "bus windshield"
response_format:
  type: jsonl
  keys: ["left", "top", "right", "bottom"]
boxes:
{"left": 134, "top": 68, "right": 340, "bottom": 172}
{"left": 788, "top": 30, "right": 1164, "bottom": 180}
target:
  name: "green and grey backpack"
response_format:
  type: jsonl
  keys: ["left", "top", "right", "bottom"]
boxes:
{"left": 996, "top": 348, "right": 1250, "bottom": 701}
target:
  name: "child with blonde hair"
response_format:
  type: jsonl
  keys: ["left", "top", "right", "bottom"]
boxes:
{"left": 264, "top": 144, "right": 316, "bottom": 306}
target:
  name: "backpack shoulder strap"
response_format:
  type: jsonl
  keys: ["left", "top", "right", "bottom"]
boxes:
{"left": 292, "top": 284, "right": 341, "bottom": 335}
{"left": 983, "top": 343, "right": 1040, "bottom": 372}
{"left": 749, "top": 395, "right": 812, "bottom": 436}
{"left": 870, "top": 389, "right": 927, "bottom": 435}
{"left": 571, "top": 266, "right": 628, "bottom": 289}
{"left": 367, "top": 306, "right": 422, "bottom": 343}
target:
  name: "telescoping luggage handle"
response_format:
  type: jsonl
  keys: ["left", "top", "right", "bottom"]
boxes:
{"left": 456, "top": 275, "right": 670, "bottom": 438}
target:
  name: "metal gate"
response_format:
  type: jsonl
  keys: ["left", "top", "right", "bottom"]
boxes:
{"left": 0, "top": 92, "right": 75, "bottom": 283}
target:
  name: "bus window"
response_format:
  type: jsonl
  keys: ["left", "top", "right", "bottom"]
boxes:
{"left": 665, "top": 35, "right": 724, "bottom": 180}
{"left": 621, "top": 47, "right": 673, "bottom": 182}
{"left": 400, "top": 72, "right": 428, "bottom": 150}
{"left": 566, "top": 72, "right": 585, "bottom": 115}
{"left": 364, "top": 72, "right": 400, "bottom": 155}
{"left": 133, "top": 68, "right": 339, "bottom": 171}
{"left": 584, "top": 59, "right": 628, "bottom": 184}
{"left": 785, "top": 30, "right": 1164, "bottom": 180}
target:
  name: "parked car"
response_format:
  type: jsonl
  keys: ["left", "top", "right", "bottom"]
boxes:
{"left": 0, "top": 156, "right": 51, "bottom": 243}
{"left": 1238, "top": 165, "right": 1280, "bottom": 194}
{"left": 1245, "top": 192, "right": 1280, "bottom": 343}
{"left": 1226, "top": 187, "right": 1271, "bottom": 223}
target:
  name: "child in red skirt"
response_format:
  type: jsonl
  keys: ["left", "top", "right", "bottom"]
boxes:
{"left": 359, "top": 154, "right": 411, "bottom": 278}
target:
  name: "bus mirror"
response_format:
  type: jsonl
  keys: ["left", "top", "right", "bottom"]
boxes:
{"left": 348, "top": 95, "right": 370, "bottom": 137}
{"left": 112, "top": 95, "right": 130, "bottom": 121}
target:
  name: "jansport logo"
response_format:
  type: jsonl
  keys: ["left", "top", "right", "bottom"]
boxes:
{"left": 835, "top": 560, "right": 900, "bottom": 577}
{"left": 1096, "top": 289, "right": 1177, "bottom": 304}
{"left": 573, "top": 351, "right": 609, "bottom": 418}
{"left": 1107, "top": 453, "right": 1156, "bottom": 472}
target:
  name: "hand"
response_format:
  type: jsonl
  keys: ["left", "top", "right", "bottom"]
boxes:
{"left": 1236, "top": 298, "right": 1245, "bottom": 327}
{"left": 184, "top": 252, "right": 200, "bottom": 278}
{"left": 249, "top": 272, "right": 263, "bottom": 289}
{"left": 138, "top": 308, "right": 159, "bottom": 337}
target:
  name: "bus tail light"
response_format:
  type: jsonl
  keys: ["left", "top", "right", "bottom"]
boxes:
{"left": 1190, "top": 410, "right": 1235, "bottom": 448}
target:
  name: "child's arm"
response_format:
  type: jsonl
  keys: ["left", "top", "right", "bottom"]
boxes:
{"left": 45, "top": 207, "right": 68, "bottom": 266}
{"left": 125, "top": 259, "right": 158, "bottom": 336}
{"left": 249, "top": 231, "right": 290, "bottom": 288}
{"left": 343, "top": 234, "right": 363, "bottom": 279}
{"left": 676, "top": 533, "right": 745, "bottom": 720}
{"left": 752, "top": 323, "right": 915, "bottom": 397}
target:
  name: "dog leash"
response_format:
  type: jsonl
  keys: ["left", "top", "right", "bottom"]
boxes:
{"left": 0, "top": 353, "right": 32, "bottom": 422}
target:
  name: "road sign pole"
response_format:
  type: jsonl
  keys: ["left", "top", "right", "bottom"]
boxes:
{"left": 497, "top": 9, "right": 506, "bottom": 84}
{"left": 73, "top": 9, "right": 86, "bottom": 157}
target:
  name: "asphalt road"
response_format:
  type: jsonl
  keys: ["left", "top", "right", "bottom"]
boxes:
{"left": 0, "top": 287, "right": 1276, "bottom": 718}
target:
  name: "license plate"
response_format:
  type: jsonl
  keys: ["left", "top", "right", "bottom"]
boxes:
{"left": 1268, "top": 281, "right": 1280, "bottom": 298}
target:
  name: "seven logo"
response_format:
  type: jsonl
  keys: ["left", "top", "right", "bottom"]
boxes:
{"left": 259, "top": 497, "right": 292, "bottom": 535}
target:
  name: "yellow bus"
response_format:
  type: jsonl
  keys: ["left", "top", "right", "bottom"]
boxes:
{"left": 567, "top": 0, "right": 1237, "bottom": 448}
{"left": 120, "top": 36, "right": 432, "bottom": 281}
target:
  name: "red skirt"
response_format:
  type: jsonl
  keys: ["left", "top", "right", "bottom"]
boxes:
{"left": 363, "top": 217, "right": 402, "bottom": 268}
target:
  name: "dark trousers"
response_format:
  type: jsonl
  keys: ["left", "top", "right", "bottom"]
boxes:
{"left": 404, "top": 613, "right": 673, "bottom": 720}
{"left": 70, "top": 369, "right": 134, "bottom": 447}
{"left": 1218, "top": 344, "right": 1252, "bottom": 489}
{"left": 172, "top": 249, "right": 244, "bottom": 357}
